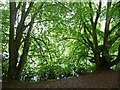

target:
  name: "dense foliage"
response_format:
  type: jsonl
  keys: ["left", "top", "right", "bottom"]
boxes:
{"left": 1, "top": 1, "right": 120, "bottom": 82}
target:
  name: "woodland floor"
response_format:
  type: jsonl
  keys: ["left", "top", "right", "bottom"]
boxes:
{"left": 2, "top": 70, "right": 120, "bottom": 89}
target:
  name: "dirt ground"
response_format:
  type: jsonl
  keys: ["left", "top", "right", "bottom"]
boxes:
{"left": 2, "top": 70, "right": 120, "bottom": 89}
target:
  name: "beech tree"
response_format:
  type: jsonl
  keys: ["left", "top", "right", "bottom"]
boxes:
{"left": 8, "top": 2, "right": 45, "bottom": 80}
{"left": 84, "top": 0, "right": 120, "bottom": 70}
{"left": 61, "top": 0, "right": 120, "bottom": 70}
{"left": 7, "top": 1, "right": 69, "bottom": 81}
{"left": 2, "top": 0, "right": 120, "bottom": 82}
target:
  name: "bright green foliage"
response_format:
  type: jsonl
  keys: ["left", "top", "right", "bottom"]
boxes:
{"left": 2, "top": 1, "right": 120, "bottom": 82}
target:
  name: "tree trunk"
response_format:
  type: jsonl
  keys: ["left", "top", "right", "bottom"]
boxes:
{"left": 95, "top": 57, "right": 111, "bottom": 71}
{"left": 8, "top": 2, "right": 44, "bottom": 81}
{"left": 96, "top": 62, "right": 110, "bottom": 71}
{"left": 8, "top": 2, "right": 16, "bottom": 80}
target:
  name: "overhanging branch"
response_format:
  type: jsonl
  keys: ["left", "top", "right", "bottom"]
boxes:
{"left": 108, "top": 22, "right": 120, "bottom": 35}
{"left": 108, "top": 44, "right": 120, "bottom": 67}
{"left": 113, "top": 1, "right": 120, "bottom": 6}
{"left": 56, "top": 1, "right": 73, "bottom": 12}
{"left": 66, "top": 44, "right": 83, "bottom": 61}
{"left": 83, "top": 22, "right": 93, "bottom": 36}
{"left": 31, "top": 37, "right": 48, "bottom": 63}
{"left": 109, "top": 33, "right": 120, "bottom": 48}
{"left": 34, "top": 19, "right": 59, "bottom": 23}
{"left": 31, "top": 35, "right": 53, "bottom": 61}
{"left": 84, "top": 27, "right": 94, "bottom": 50}
{"left": 60, "top": 37, "right": 89, "bottom": 48}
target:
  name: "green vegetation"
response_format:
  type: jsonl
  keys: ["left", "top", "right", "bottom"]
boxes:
{"left": 1, "top": 1, "right": 120, "bottom": 82}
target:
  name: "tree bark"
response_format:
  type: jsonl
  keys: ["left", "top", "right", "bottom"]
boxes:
{"left": 8, "top": 2, "right": 44, "bottom": 81}
{"left": 8, "top": 2, "right": 16, "bottom": 80}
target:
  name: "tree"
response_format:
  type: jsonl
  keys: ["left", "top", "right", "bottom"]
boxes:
{"left": 7, "top": 1, "right": 69, "bottom": 81}
{"left": 58, "top": 0, "right": 120, "bottom": 70}
{"left": 87, "top": 0, "right": 120, "bottom": 70}
{"left": 8, "top": 2, "right": 44, "bottom": 80}
{"left": 2, "top": 0, "right": 120, "bottom": 82}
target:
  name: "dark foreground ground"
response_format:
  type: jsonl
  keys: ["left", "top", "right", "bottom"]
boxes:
{"left": 2, "top": 70, "right": 120, "bottom": 89}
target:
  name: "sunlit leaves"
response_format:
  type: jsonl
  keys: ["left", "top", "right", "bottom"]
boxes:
{"left": 2, "top": 1, "right": 120, "bottom": 82}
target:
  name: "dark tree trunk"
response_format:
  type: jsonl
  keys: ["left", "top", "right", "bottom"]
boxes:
{"left": 8, "top": 2, "right": 44, "bottom": 81}
{"left": 8, "top": 2, "right": 31, "bottom": 81}
{"left": 8, "top": 2, "right": 17, "bottom": 80}
{"left": 95, "top": 59, "right": 111, "bottom": 71}
{"left": 95, "top": 44, "right": 120, "bottom": 71}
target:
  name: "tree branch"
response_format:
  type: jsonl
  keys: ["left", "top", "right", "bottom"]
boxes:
{"left": 108, "top": 22, "right": 120, "bottom": 35}
{"left": 56, "top": 1, "right": 73, "bottom": 12}
{"left": 34, "top": 19, "right": 59, "bottom": 23}
{"left": 108, "top": 44, "right": 120, "bottom": 67}
{"left": 81, "top": 35, "right": 94, "bottom": 51}
{"left": 14, "top": 3, "right": 27, "bottom": 50}
{"left": 24, "top": 2, "right": 34, "bottom": 19}
{"left": 95, "top": 0, "right": 102, "bottom": 28}
{"left": 84, "top": 27, "right": 94, "bottom": 50}
{"left": 89, "top": 1, "right": 94, "bottom": 26}
{"left": 83, "top": 22, "right": 93, "bottom": 36}
{"left": 31, "top": 37, "right": 48, "bottom": 63}
{"left": 16, "top": 29, "right": 31, "bottom": 79}
{"left": 103, "top": 1, "right": 112, "bottom": 54}
{"left": 113, "top": 1, "right": 120, "bottom": 6}
{"left": 25, "top": 3, "right": 44, "bottom": 27}
{"left": 20, "top": 2, "right": 26, "bottom": 22}
{"left": 89, "top": 57, "right": 96, "bottom": 63}
{"left": 60, "top": 37, "right": 89, "bottom": 48}
{"left": 16, "top": 3, "right": 44, "bottom": 79}
{"left": 109, "top": 31, "right": 120, "bottom": 48}
{"left": 16, "top": 2, "right": 21, "bottom": 12}
{"left": 66, "top": 44, "right": 83, "bottom": 61}
{"left": 14, "top": 2, "right": 36, "bottom": 66}
{"left": 31, "top": 35, "right": 53, "bottom": 61}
